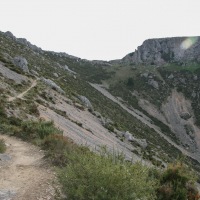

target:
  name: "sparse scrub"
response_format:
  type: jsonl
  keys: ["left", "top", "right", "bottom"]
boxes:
{"left": 59, "top": 149, "right": 158, "bottom": 200}
{"left": 28, "top": 103, "right": 39, "bottom": 116}
{"left": 19, "top": 120, "right": 62, "bottom": 140}
{"left": 157, "top": 161, "right": 200, "bottom": 200}
{"left": 0, "top": 139, "right": 6, "bottom": 153}
{"left": 43, "top": 134, "right": 75, "bottom": 166}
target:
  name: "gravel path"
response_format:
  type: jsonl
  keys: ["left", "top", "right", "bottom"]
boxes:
{"left": 8, "top": 79, "right": 37, "bottom": 102}
{"left": 0, "top": 134, "right": 57, "bottom": 200}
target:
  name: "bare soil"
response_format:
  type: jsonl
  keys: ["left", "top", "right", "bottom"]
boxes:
{"left": 0, "top": 134, "right": 57, "bottom": 200}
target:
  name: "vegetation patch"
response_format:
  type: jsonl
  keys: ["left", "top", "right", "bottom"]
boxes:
{"left": 0, "top": 139, "right": 6, "bottom": 153}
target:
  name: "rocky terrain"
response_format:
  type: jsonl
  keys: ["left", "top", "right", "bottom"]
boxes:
{"left": 122, "top": 36, "right": 200, "bottom": 65}
{"left": 1, "top": 30, "right": 200, "bottom": 198}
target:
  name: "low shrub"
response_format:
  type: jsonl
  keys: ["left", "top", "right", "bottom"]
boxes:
{"left": 28, "top": 103, "right": 40, "bottom": 116}
{"left": 157, "top": 161, "right": 200, "bottom": 200}
{"left": 19, "top": 120, "right": 62, "bottom": 140}
{"left": 59, "top": 150, "right": 158, "bottom": 200}
{"left": 0, "top": 139, "right": 6, "bottom": 153}
{"left": 43, "top": 134, "right": 75, "bottom": 166}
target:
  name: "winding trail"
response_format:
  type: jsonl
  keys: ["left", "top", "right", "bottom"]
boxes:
{"left": 8, "top": 79, "right": 37, "bottom": 102}
{"left": 0, "top": 134, "right": 57, "bottom": 200}
{"left": 90, "top": 83, "right": 200, "bottom": 162}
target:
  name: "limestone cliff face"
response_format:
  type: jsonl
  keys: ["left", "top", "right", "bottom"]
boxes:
{"left": 123, "top": 37, "right": 200, "bottom": 65}
{"left": 139, "top": 90, "right": 200, "bottom": 158}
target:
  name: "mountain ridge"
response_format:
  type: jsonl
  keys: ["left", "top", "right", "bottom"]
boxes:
{"left": 4, "top": 30, "right": 200, "bottom": 65}
{"left": 122, "top": 36, "right": 200, "bottom": 65}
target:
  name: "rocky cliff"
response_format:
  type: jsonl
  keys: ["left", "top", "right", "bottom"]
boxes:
{"left": 122, "top": 37, "right": 200, "bottom": 65}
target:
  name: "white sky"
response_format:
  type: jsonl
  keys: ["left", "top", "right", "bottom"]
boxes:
{"left": 0, "top": 0, "right": 200, "bottom": 60}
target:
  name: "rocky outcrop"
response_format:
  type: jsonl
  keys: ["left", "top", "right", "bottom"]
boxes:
{"left": 53, "top": 73, "right": 59, "bottom": 78}
{"left": 101, "top": 117, "right": 114, "bottom": 128}
{"left": 4, "top": 31, "right": 42, "bottom": 52}
{"left": 13, "top": 56, "right": 29, "bottom": 73}
{"left": 148, "top": 79, "right": 159, "bottom": 89}
{"left": 180, "top": 112, "right": 191, "bottom": 120}
{"left": 41, "top": 77, "right": 64, "bottom": 94}
{"left": 63, "top": 65, "right": 76, "bottom": 74}
{"left": 122, "top": 131, "right": 147, "bottom": 149}
{"left": 30, "top": 70, "right": 39, "bottom": 76}
{"left": 78, "top": 95, "right": 93, "bottom": 110}
{"left": 0, "top": 63, "right": 28, "bottom": 84}
{"left": 123, "top": 37, "right": 200, "bottom": 65}
{"left": 160, "top": 90, "right": 200, "bottom": 153}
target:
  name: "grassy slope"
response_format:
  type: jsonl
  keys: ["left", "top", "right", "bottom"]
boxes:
{"left": 1, "top": 32, "right": 200, "bottom": 166}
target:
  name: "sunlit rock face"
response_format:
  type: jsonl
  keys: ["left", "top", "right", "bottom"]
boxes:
{"left": 123, "top": 37, "right": 200, "bottom": 65}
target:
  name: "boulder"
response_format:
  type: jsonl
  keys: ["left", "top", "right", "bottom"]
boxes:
{"left": 78, "top": 95, "right": 93, "bottom": 110}
{"left": 180, "top": 112, "right": 191, "bottom": 120}
{"left": 101, "top": 117, "right": 114, "bottom": 128}
{"left": 13, "top": 56, "right": 29, "bottom": 73}
{"left": 148, "top": 79, "right": 159, "bottom": 89}
{"left": 41, "top": 77, "right": 64, "bottom": 94}
{"left": 123, "top": 131, "right": 134, "bottom": 141}
{"left": 193, "top": 75, "right": 198, "bottom": 81}
{"left": 192, "top": 91, "right": 197, "bottom": 98}
{"left": 0, "top": 153, "right": 11, "bottom": 162}
{"left": 53, "top": 73, "right": 59, "bottom": 78}
{"left": 168, "top": 74, "right": 174, "bottom": 79}
{"left": 140, "top": 72, "right": 149, "bottom": 78}
{"left": 63, "top": 65, "right": 76, "bottom": 74}
{"left": 134, "top": 138, "right": 148, "bottom": 149}
{"left": 122, "top": 131, "right": 148, "bottom": 149}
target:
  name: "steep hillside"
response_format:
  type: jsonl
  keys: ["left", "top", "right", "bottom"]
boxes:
{"left": 0, "top": 30, "right": 200, "bottom": 176}
{"left": 102, "top": 62, "right": 200, "bottom": 159}
{"left": 1, "top": 30, "right": 200, "bottom": 198}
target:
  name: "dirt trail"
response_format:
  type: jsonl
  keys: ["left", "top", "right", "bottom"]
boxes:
{"left": 8, "top": 79, "right": 37, "bottom": 102}
{"left": 0, "top": 134, "right": 56, "bottom": 200}
{"left": 90, "top": 83, "right": 200, "bottom": 162}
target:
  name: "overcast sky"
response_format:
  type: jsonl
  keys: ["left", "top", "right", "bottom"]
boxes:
{"left": 0, "top": 0, "right": 200, "bottom": 60}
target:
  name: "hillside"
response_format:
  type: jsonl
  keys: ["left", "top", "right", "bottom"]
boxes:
{"left": 0, "top": 30, "right": 184, "bottom": 164}
{"left": 0, "top": 31, "right": 200, "bottom": 199}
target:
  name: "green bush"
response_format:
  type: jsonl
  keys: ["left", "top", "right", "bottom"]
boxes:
{"left": 25, "top": 120, "right": 61, "bottom": 139}
{"left": 14, "top": 119, "right": 62, "bottom": 140}
{"left": 59, "top": 150, "right": 157, "bottom": 200}
{"left": 157, "top": 161, "right": 200, "bottom": 200}
{"left": 0, "top": 139, "right": 6, "bottom": 153}
{"left": 43, "top": 134, "right": 76, "bottom": 166}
